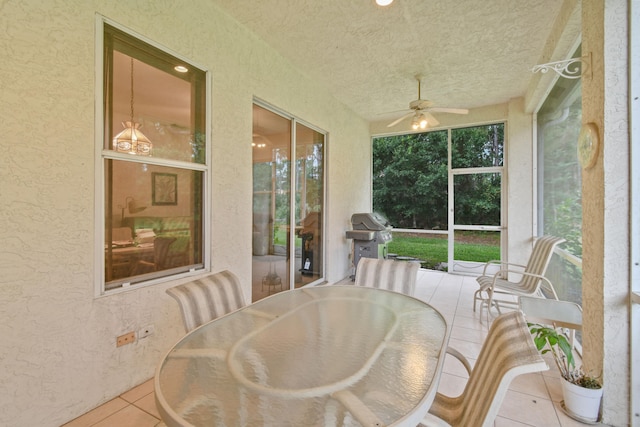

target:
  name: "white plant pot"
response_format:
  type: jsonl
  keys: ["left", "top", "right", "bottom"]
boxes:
{"left": 561, "top": 378, "right": 603, "bottom": 423}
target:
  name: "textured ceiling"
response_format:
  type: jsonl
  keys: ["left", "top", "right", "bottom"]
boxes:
{"left": 212, "top": 0, "right": 564, "bottom": 124}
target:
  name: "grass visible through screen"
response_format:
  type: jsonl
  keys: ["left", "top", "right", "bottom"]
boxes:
{"left": 273, "top": 227, "right": 500, "bottom": 271}
{"left": 388, "top": 232, "right": 500, "bottom": 270}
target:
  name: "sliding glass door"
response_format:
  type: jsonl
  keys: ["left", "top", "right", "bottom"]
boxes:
{"left": 252, "top": 103, "right": 325, "bottom": 302}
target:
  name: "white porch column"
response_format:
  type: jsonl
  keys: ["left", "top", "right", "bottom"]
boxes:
{"left": 582, "top": 0, "right": 630, "bottom": 425}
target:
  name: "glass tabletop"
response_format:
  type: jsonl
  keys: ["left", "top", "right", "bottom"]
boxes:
{"left": 155, "top": 285, "right": 448, "bottom": 427}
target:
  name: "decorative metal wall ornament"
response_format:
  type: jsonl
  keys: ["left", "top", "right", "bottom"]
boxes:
{"left": 532, "top": 52, "right": 592, "bottom": 80}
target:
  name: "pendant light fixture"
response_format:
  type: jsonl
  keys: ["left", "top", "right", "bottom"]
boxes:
{"left": 113, "top": 57, "right": 152, "bottom": 156}
{"left": 411, "top": 113, "right": 428, "bottom": 130}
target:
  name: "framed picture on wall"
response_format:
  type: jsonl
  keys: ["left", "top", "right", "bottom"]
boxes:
{"left": 152, "top": 172, "right": 177, "bottom": 205}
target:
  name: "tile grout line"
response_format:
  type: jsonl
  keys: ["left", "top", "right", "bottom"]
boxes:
{"left": 132, "top": 391, "right": 161, "bottom": 421}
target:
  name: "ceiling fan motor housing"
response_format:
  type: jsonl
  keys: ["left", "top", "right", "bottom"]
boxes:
{"left": 409, "top": 99, "right": 434, "bottom": 110}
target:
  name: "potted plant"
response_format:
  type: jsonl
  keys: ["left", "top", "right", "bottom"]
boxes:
{"left": 529, "top": 323, "right": 603, "bottom": 423}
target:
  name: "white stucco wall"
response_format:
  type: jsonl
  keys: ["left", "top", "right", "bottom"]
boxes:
{"left": 505, "top": 97, "right": 536, "bottom": 264}
{"left": 0, "top": 1, "right": 630, "bottom": 425}
{"left": 582, "top": 0, "right": 630, "bottom": 425}
{"left": 0, "top": 1, "right": 370, "bottom": 425}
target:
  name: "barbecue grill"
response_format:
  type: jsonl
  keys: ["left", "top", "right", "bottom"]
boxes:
{"left": 346, "top": 212, "right": 392, "bottom": 271}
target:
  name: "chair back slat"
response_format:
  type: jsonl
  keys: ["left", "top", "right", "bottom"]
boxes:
{"left": 518, "top": 236, "right": 565, "bottom": 293}
{"left": 354, "top": 258, "right": 419, "bottom": 296}
{"left": 166, "top": 270, "right": 247, "bottom": 332}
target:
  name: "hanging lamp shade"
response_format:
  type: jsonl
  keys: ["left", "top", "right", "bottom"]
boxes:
{"left": 113, "top": 121, "right": 152, "bottom": 155}
{"left": 112, "top": 57, "right": 152, "bottom": 156}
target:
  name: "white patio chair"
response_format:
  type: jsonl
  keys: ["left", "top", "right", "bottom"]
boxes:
{"left": 354, "top": 257, "right": 419, "bottom": 296}
{"left": 133, "top": 236, "right": 176, "bottom": 274}
{"left": 473, "top": 235, "right": 565, "bottom": 316}
{"left": 166, "top": 270, "right": 247, "bottom": 332}
{"left": 519, "top": 295, "right": 583, "bottom": 350}
{"left": 420, "top": 311, "right": 548, "bottom": 427}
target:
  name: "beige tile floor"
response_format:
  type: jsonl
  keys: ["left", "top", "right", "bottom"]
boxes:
{"left": 61, "top": 378, "right": 162, "bottom": 427}
{"left": 62, "top": 269, "right": 604, "bottom": 426}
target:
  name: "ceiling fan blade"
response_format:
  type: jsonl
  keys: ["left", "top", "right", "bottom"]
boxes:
{"left": 429, "top": 107, "right": 469, "bottom": 115}
{"left": 387, "top": 112, "right": 414, "bottom": 127}
{"left": 379, "top": 108, "right": 412, "bottom": 115}
{"left": 423, "top": 111, "right": 439, "bottom": 127}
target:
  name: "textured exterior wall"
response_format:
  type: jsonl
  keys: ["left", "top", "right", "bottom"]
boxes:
{"left": 0, "top": 1, "right": 370, "bottom": 426}
{"left": 0, "top": 0, "right": 630, "bottom": 425}
{"left": 582, "top": 0, "right": 630, "bottom": 425}
{"left": 506, "top": 97, "right": 535, "bottom": 265}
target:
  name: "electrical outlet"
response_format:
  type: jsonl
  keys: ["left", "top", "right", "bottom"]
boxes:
{"left": 116, "top": 331, "right": 136, "bottom": 347}
{"left": 138, "top": 324, "right": 155, "bottom": 339}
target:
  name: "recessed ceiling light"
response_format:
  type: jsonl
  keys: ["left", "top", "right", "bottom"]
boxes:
{"left": 174, "top": 65, "right": 188, "bottom": 73}
{"left": 376, "top": 0, "right": 394, "bottom": 6}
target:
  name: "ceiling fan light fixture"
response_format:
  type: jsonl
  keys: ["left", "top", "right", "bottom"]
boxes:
{"left": 386, "top": 76, "right": 468, "bottom": 129}
{"left": 252, "top": 133, "right": 269, "bottom": 148}
{"left": 411, "top": 113, "right": 428, "bottom": 130}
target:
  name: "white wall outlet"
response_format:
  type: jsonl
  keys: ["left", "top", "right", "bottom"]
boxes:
{"left": 138, "top": 324, "right": 155, "bottom": 339}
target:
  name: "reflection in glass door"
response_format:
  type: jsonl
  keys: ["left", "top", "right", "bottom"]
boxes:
{"left": 252, "top": 104, "right": 325, "bottom": 301}
{"left": 294, "top": 123, "right": 324, "bottom": 289}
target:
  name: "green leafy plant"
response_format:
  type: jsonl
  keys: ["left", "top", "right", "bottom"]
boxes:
{"left": 529, "top": 323, "right": 601, "bottom": 389}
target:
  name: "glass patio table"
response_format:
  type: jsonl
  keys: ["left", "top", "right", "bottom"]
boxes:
{"left": 155, "top": 285, "right": 449, "bottom": 427}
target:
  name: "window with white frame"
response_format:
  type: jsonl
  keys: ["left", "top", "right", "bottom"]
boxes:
{"left": 101, "top": 23, "right": 207, "bottom": 291}
{"left": 536, "top": 48, "right": 583, "bottom": 308}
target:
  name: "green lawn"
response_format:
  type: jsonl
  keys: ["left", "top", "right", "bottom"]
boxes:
{"left": 388, "top": 233, "right": 500, "bottom": 270}
{"left": 274, "top": 226, "right": 301, "bottom": 246}
{"left": 273, "top": 226, "right": 500, "bottom": 271}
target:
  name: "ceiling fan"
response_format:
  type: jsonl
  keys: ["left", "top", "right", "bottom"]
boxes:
{"left": 386, "top": 76, "right": 469, "bottom": 129}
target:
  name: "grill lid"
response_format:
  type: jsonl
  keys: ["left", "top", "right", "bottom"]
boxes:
{"left": 351, "top": 212, "right": 391, "bottom": 231}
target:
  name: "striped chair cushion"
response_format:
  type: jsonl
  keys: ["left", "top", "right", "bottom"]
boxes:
{"left": 427, "top": 311, "right": 548, "bottom": 426}
{"left": 519, "top": 235, "right": 565, "bottom": 293}
{"left": 354, "top": 257, "right": 419, "bottom": 296}
{"left": 166, "top": 270, "right": 247, "bottom": 332}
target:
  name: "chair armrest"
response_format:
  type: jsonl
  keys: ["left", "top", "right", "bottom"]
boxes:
{"left": 537, "top": 276, "right": 559, "bottom": 299}
{"left": 478, "top": 267, "right": 538, "bottom": 290}
{"left": 445, "top": 346, "right": 472, "bottom": 375}
{"left": 491, "top": 268, "right": 544, "bottom": 283}
{"left": 481, "top": 260, "right": 527, "bottom": 275}
{"left": 488, "top": 270, "right": 559, "bottom": 299}
{"left": 420, "top": 348, "right": 471, "bottom": 427}
{"left": 481, "top": 260, "right": 501, "bottom": 275}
